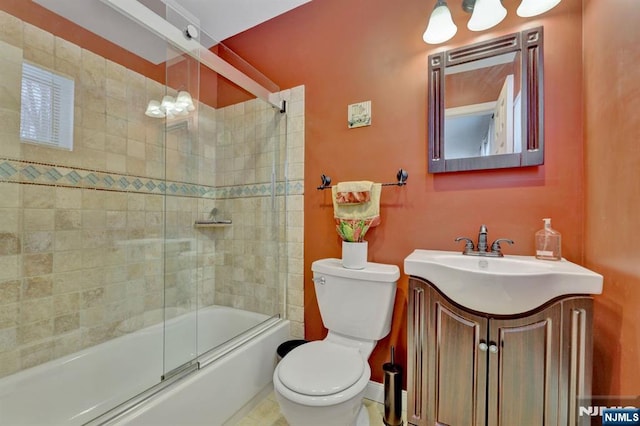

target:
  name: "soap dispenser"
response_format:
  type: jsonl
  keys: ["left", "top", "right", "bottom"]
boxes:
{"left": 535, "top": 218, "right": 562, "bottom": 260}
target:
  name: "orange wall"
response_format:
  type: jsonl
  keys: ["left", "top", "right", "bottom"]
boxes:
{"left": 225, "top": 0, "right": 585, "bottom": 383}
{"left": 583, "top": 0, "right": 640, "bottom": 396}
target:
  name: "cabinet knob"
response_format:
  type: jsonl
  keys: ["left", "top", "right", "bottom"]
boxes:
{"left": 489, "top": 344, "right": 499, "bottom": 353}
{"left": 479, "top": 342, "right": 488, "bottom": 352}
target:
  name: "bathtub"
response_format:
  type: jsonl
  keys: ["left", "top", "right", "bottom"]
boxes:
{"left": 0, "top": 306, "right": 290, "bottom": 425}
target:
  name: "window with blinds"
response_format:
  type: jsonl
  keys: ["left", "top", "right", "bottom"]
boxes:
{"left": 20, "top": 62, "right": 75, "bottom": 150}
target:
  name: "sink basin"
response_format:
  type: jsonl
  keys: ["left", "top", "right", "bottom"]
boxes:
{"left": 404, "top": 250, "right": 603, "bottom": 315}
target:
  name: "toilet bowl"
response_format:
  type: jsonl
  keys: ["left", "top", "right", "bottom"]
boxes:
{"left": 273, "top": 258, "right": 399, "bottom": 426}
{"left": 273, "top": 340, "right": 371, "bottom": 426}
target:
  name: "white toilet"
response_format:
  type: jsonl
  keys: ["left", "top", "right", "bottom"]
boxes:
{"left": 273, "top": 258, "right": 399, "bottom": 426}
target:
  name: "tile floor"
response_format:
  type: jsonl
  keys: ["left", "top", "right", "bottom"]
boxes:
{"left": 235, "top": 392, "right": 394, "bottom": 426}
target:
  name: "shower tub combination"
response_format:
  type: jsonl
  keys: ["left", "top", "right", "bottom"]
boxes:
{"left": 1, "top": 0, "right": 293, "bottom": 424}
{"left": 0, "top": 306, "right": 290, "bottom": 425}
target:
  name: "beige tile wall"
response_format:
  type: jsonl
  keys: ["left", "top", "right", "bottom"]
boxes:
{"left": 0, "top": 10, "right": 304, "bottom": 379}
{"left": 285, "top": 87, "right": 305, "bottom": 339}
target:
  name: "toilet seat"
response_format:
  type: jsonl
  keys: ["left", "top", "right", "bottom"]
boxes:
{"left": 278, "top": 341, "right": 364, "bottom": 396}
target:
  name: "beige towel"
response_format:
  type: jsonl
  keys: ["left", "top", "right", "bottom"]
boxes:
{"left": 336, "top": 181, "right": 373, "bottom": 193}
{"left": 335, "top": 180, "right": 373, "bottom": 204}
{"left": 332, "top": 182, "right": 382, "bottom": 224}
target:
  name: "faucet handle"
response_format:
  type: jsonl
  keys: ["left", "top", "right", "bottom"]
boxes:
{"left": 490, "top": 238, "right": 514, "bottom": 255}
{"left": 455, "top": 237, "right": 475, "bottom": 253}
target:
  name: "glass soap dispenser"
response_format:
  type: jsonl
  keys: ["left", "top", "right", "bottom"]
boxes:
{"left": 535, "top": 218, "right": 562, "bottom": 260}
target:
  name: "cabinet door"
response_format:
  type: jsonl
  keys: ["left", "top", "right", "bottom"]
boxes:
{"left": 408, "top": 279, "right": 428, "bottom": 426}
{"left": 559, "top": 297, "right": 593, "bottom": 426}
{"left": 487, "top": 302, "right": 562, "bottom": 426}
{"left": 408, "top": 278, "right": 488, "bottom": 426}
{"left": 427, "top": 284, "right": 488, "bottom": 426}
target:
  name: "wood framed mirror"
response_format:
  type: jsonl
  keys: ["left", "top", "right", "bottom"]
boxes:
{"left": 428, "top": 27, "right": 544, "bottom": 173}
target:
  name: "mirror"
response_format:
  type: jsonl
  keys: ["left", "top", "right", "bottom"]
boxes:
{"left": 428, "top": 27, "right": 544, "bottom": 173}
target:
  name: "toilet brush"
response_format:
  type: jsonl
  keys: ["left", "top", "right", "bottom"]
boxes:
{"left": 383, "top": 346, "right": 403, "bottom": 426}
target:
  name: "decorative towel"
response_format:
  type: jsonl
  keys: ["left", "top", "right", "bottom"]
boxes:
{"left": 332, "top": 182, "right": 382, "bottom": 234}
{"left": 335, "top": 181, "right": 373, "bottom": 204}
{"left": 336, "top": 218, "right": 375, "bottom": 242}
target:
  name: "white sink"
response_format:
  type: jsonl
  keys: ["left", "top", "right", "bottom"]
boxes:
{"left": 404, "top": 250, "right": 603, "bottom": 315}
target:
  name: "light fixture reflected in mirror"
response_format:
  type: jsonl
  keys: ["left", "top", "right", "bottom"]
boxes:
{"left": 423, "top": 0, "right": 561, "bottom": 44}
{"left": 145, "top": 91, "right": 196, "bottom": 119}
{"left": 145, "top": 100, "right": 164, "bottom": 118}
{"left": 423, "top": 0, "right": 458, "bottom": 45}
{"left": 175, "top": 91, "right": 195, "bottom": 110}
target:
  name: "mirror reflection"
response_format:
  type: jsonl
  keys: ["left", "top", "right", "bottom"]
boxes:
{"left": 428, "top": 27, "right": 544, "bottom": 173}
{"left": 445, "top": 51, "right": 521, "bottom": 159}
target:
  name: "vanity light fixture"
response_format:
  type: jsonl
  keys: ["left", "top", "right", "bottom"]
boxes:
{"left": 423, "top": 0, "right": 561, "bottom": 44}
{"left": 423, "top": 0, "right": 458, "bottom": 45}
{"left": 145, "top": 91, "right": 195, "bottom": 119}
{"left": 516, "top": 0, "right": 561, "bottom": 17}
{"left": 467, "top": 0, "right": 507, "bottom": 31}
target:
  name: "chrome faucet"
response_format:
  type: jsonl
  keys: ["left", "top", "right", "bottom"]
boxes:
{"left": 477, "top": 224, "right": 488, "bottom": 252}
{"left": 455, "top": 224, "right": 514, "bottom": 257}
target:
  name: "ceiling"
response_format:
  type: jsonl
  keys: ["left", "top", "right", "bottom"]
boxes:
{"left": 162, "top": 0, "right": 311, "bottom": 42}
{"left": 33, "top": 0, "right": 311, "bottom": 65}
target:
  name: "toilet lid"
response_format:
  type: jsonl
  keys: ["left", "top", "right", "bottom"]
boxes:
{"left": 278, "top": 341, "right": 365, "bottom": 396}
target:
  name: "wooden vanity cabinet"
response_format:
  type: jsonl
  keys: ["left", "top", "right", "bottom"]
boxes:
{"left": 407, "top": 277, "right": 593, "bottom": 426}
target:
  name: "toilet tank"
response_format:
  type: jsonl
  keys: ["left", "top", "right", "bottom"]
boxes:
{"left": 311, "top": 258, "right": 399, "bottom": 341}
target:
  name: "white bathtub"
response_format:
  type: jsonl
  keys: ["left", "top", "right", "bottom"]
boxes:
{"left": 0, "top": 306, "right": 290, "bottom": 426}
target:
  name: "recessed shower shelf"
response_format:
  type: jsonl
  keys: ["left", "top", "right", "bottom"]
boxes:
{"left": 194, "top": 220, "right": 232, "bottom": 228}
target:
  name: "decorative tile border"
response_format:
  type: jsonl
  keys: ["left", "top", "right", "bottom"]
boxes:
{"left": 0, "top": 158, "right": 304, "bottom": 198}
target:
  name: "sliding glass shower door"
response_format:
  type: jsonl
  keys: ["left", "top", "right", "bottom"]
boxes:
{"left": 160, "top": 8, "right": 201, "bottom": 376}
{"left": 149, "top": 2, "right": 288, "bottom": 378}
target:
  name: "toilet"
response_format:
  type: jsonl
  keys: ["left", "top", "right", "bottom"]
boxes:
{"left": 273, "top": 258, "right": 399, "bottom": 426}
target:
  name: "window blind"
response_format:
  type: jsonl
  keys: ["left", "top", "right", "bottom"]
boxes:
{"left": 20, "top": 62, "right": 74, "bottom": 150}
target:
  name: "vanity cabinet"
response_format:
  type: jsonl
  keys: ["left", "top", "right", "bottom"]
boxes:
{"left": 407, "top": 277, "right": 593, "bottom": 426}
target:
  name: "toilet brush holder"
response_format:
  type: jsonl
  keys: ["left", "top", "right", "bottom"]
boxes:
{"left": 383, "top": 346, "right": 403, "bottom": 426}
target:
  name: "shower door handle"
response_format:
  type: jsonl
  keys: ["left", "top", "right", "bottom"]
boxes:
{"left": 270, "top": 169, "right": 276, "bottom": 209}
